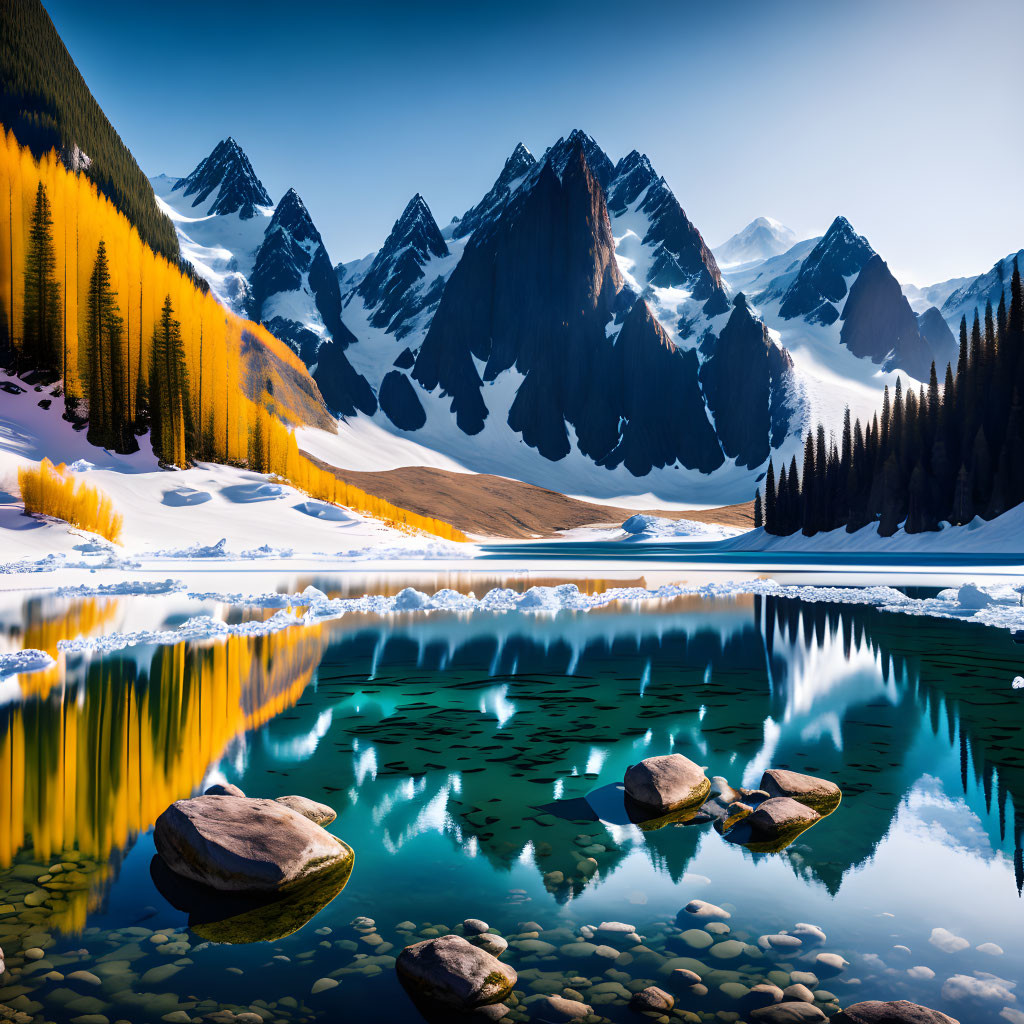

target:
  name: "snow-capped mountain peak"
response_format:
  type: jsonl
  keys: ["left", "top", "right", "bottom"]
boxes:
{"left": 264, "top": 187, "right": 317, "bottom": 245}
{"left": 777, "top": 215, "right": 874, "bottom": 323}
{"left": 172, "top": 137, "right": 272, "bottom": 220}
{"left": 354, "top": 193, "right": 450, "bottom": 338}
{"left": 713, "top": 216, "right": 798, "bottom": 268}
{"left": 541, "top": 129, "right": 616, "bottom": 189}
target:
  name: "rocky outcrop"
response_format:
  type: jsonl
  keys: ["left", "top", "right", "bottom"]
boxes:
{"left": 840, "top": 254, "right": 933, "bottom": 380}
{"left": 357, "top": 194, "right": 449, "bottom": 337}
{"left": 205, "top": 782, "right": 245, "bottom": 797}
{"left": 378, "top": 369, "right": 426, "bottom": 430}
{"left": 153, "top": 794, "right": 353, "bottom": 892}
{"left": 831, "top": 1001, "right": 960, "bottom": 1024}
{"left": 741, "top": 796, "right": 821, "bottom": 850}
{"left": 779, "top": 216, "right": 874, "bottom": 322}
{"left": 760, "top": 769, "right": 842, "bottom": 814}
{"left": 700, "top": 294, "right": 795, "bottom": 468}
{"left": 396, "top": 934, "right": 516, "bottom": 1008}
{"left": 623, "top": 754, "right": 710, "bottom": 813}
{"left": 541, "top": 129, "right": 616, "bottom": 190}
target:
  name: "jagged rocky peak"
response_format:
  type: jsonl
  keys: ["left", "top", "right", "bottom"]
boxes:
{"left": 699, "top": 293, "right": 795, "bottom": 469}
{"left": 778, "top": 215, "right": 874, "bottom": 322}
{"left": 413, "top": 139, "right": 623, "bottom": 446}
{"left": 607, "top": 150, "right": 657, "bottom": 214}
{"left": 840, "top": 254, "right": 934, "bottom": 380}
{"left": 542, "top": 129, "right": 616, "bottom": 189}
{"left": 173, "top": 137, "right": 272, "bottom": 219}
{"left": 264, "top": 187, "right": 318, "bottom": 245}
{"left": 451, "top": 143, "right": 537, "bottom": 240}
{"left": 357, "top": 194, "right": 449, "bottom": 335}
{"left": 609, "top": 153, "right": 727, "bottom": 314}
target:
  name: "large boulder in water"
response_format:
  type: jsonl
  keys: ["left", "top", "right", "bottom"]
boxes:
{"left": 727, "top": 796, "right": 821, "bottom": 852}
{"left": 154, "top": 795, "right": 352, "bottom": 892}
{"left": 831, "top": 1001, "right": 960, "bottom": 1024}
{"left": 624, "top": 754, "right": 710, "bottom": 813}
{"left": 396, "top": 934, "right": 516, "bottom": 1008}
{"left": 760, "top": 769, "right": 842, "bottom": 814}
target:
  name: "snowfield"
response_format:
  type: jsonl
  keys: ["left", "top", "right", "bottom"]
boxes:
{"left": 0, "top": 370, "right": 469, "bottom": 565}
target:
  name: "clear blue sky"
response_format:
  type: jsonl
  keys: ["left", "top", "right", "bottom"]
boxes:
{"left": 44, "top": 0, "right": 1022, "bottom": 284}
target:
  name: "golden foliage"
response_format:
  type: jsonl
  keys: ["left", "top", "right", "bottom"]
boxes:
{"left": 18, "top": 457, "right": 123, "bottom": 542}
{"left": 0, "top": 127, "right": 467, "bottom": 542}
{"left": 0, "top": 624, "right": 326, "bottom": 931}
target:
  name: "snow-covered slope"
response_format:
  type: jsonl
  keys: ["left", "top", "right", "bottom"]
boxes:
{"left": 713, "top": 217, "right": 798, "bottom": 268}
{"left": 0, "top": 370, "right": 431, "bottom": 562}
{"left": 940, "top": 249, "right": 1024, "bottom": 329}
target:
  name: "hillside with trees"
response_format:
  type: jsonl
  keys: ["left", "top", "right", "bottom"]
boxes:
{"left": 0, "top": 0, "right": 180, "bottom": 262}
{"left": 757, "top": 261, "right": 1024, "bottom": 537}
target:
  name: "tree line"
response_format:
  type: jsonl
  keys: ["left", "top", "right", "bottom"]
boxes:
{"left": 754, "top": 260, "right": 1024, "bottom": 536}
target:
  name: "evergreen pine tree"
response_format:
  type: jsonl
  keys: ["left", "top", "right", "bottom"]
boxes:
{"left": 21, "top": 181, "right": 62, "bottom": 376}
{"left": 764, "top": 459, "right": 776, "bottom": 533}
{"left": 801, "top": 433, "right": 816, "bottom": 535}
{"left": 84, "top": 240, "right": 135, "bottom": 453}
{"left": 148, "top": 295, "right": 195, "bottom": 467}
{"left": 754, "top": 489, "right": 763, "bottom": 529}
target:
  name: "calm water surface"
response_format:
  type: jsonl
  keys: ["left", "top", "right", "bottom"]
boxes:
{"left": 1, "top": 574, "right": 1022, "bottom": 1024}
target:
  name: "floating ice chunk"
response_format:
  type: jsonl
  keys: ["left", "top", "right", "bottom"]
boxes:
{"left": 0, "top": 649, "right": 56, "bottom": 678}
{"left": 66, "top": 459, "right": 94, "bottom": 472}
{"left": 394, "top": 587, "right": 430, "bottom": 611}
{"left": 941, "top": 971, "right": 1016, "bottom": 1003}
{"left": 57, "top": 579, "right": 184, "bottom": 598}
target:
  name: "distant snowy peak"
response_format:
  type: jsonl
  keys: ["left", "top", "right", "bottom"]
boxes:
{"left": 450, "top": 142, "right": 536, "bottom": 240}
{"left": 356, "top": 194, "right": 449, "bottom": 337}
{"left": 607, "top": 150, "right": 657, "bottom": 213}
{"left": 173, "top": 137, "right": 272, "bottom": 219}
{"left": 713, "top": 217, "right": 798, "bottom": 268}
{"left": 777, "top": 216, "right": 874, "bottom": 323}
{"left": 941, "top": 249, "right": 1024, "bottom": 328}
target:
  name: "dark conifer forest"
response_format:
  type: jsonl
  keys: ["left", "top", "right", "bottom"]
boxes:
{"left": 758, "top": 261, "right": 1024, "bottom": 536}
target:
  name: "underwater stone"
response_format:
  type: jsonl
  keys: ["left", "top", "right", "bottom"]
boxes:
{"left": 831, "top": 1001, "right": 960, "bottom": 1024}
{"left": 396, "top": 934, "right": 516, "bottom": 1008}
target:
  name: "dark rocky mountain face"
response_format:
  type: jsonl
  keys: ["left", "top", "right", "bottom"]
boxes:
{"left": 778, "top": 216, "right": 874, "bottom": 322}
{"left": 413, "top": 145, "right": 625, "bottom": 454}
{"left": 600, "top": 299, "right": 723, "bottom": 475}
{"left": 699, "top": 294, "right": 795, "bottom": 469}
{"left": 378, "top": 369, "right": 426, "bottom": 430}
{"left": 173, "top": 138, "right": 272, "bottom": 219}
{"left": 250, "top": 188, "right": 376, "bottom": 416}
{"left": 356, "top": 194, "right": 449, "bottom": 337}
{"left": 451, "top": 143, "right": 536, "bottom": 240}
{"left": 840, "top": 254, "right": 933, "bottom": 380}
{"left": 917, "top": 305, "right": 958, "bottom": 373}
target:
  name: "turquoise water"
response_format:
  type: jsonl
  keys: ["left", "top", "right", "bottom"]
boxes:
{"left": 1, "top": 582, "right": 1022, "bottom": 1023}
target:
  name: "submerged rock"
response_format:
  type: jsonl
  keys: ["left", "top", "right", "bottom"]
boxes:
{"left": 533, "top": 994, "right": 592, "bottom": 1021}
{"left": 831, "top": 1001, "right": 960, "bottom": 1024}
{"left": 274, "top": 795, "right": 337, "bottom": 826}
{"left": 631, "top": 985, "right": 674, "bottom": 1011}
{"left": 204, "top": 783, "right": 245, "bottom": 798}
{"left": 396, "top": 934, "right": 516, "bottom": 1008}
{"left": 751, "top": 1002, "right": 828, "bottom": 1022}
{"left": 760, "top": 770, "right": 842, "bottom": 814}
{"left": 154, "top": 795, "right": 352, "bottom": 892}
{"left": 624, "top": 754, "right": 710, "bottom": 813}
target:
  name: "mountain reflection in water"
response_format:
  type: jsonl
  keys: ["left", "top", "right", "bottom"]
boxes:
{"left": 1, "top": 589, "right": 1022, "bottom": 940}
